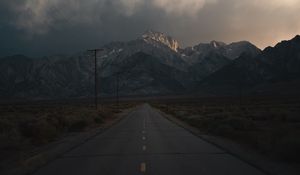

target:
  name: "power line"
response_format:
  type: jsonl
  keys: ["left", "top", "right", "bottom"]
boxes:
{"left": 88, "top": 49, "right": 104, "bottom": 110}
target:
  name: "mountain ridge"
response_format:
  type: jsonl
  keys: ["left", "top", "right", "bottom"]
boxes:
{"left": 1, "top": 31, "right": 299, "bottom": 99}
{"left": 195, "top": 34, "right": 300, "bottom": 95}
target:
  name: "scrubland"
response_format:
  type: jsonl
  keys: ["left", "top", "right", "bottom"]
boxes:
{"left": 152, "top": 97, "right": 300, "bottom": 162}
{"left": 0, "top": 102, "right": 136, "bottom": 170}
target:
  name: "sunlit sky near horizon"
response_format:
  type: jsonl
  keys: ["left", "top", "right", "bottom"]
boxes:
{"left": 1, "top": 0, "right": 300, "bottom": 57}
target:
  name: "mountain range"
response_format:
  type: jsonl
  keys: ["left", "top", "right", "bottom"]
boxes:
{"left": 1, "top": 30, "right": 299, "bottom": 100}
{"left": 196, "top": 35, "right": 300, "bottom": 96}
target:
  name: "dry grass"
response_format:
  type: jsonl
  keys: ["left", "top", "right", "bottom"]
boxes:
{"left": 152, "top": 97, "right": 300, "bottom": 162}
{"left": 0, "top": 102, "right": 137, "bottom": 170}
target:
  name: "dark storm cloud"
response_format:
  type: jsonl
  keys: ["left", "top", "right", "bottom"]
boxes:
{"left": 1, "top": 0, "right": 300, "bottom": 57}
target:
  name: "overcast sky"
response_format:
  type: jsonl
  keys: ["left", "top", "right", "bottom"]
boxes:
{"left": 1, "top": 0, "right": 300, "bottom": 57}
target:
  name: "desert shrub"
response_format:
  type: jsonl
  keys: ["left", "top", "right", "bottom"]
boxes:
{"left": 157, "top": 105, "right": 168, "bottom": 111}
{"left": 94, "top": 117, "right": 104, "bottom": 124}
{"left": 209, "top": 124, "right": 236, "bottom": 137}
{"left": 0, "top": 119, "right": 21, "bottom": 149}
{"left": 206, "top": 112, "right": 230, "bottom": 120}
{"left": 176, "top": 111, "right": 189, "bottom": 118}
{"left": 186, "top": 117, "right": 214, "bottom": 130}
{"left": 202, "top": 117, "right": 257, "bottom": 138}
{"left": 184, "top": 116, "right": 199, "bottom": 124}
{"left": 97, "top": 109, "right": 114, "bottom": 119}
{"left": 0, "top": 119, "right": 14, "bottom": 134}
{"left": 51, "top": 114, "right": 69, "bottom": 131}
{"left": 286, "top": 114, "right": 300, "bottom": 122}
{"left": 221, "top": 117, "right": 255, "bottom": 131}
{"left": 250, "top": 112, "right": 271, "bottom": 121}
{"left": 19, "top": 119, "right": 58, "bottom": 144}
{"left": 68, "top": 119, "right": 89, "bottom": 132}
{"left": 94, "top": 111, "right": 106, "bottom": 124}
{"left": 267, "top": 109, "right": 288, "bottom": 122}
{"left": 215, "top": 107, "right": 224, "bottom": 113}
{"left": 44, "top": 114, "right": 62, "bottom": 129}
{"left": 0, "top": 128, "right": 23, "bottom": 150}
{"left": 227, "top": 105, "right": 240, "bottom": 113}
{"left": 33, "top": 120, "right": 58, "bottom": 142}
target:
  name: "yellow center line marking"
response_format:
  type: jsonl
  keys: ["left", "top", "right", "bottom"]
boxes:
{"left": 140, "top": 162, "right": 146, "bottom": 173}
{"left": 142, "top": 136, "right": 146, "bottom": 140}
{"left": 142, "top": 145, "right": 146, "bottom": 151}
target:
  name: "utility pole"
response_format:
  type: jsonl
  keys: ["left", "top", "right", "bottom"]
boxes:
{"left": 239, "top": 77, "right": 243, "bottom": 108}
{"left": 88, "top": 49, "right": 103, "bottom": 110}
{"left": 116, "top": 72, "right": 120, "bottom": 110}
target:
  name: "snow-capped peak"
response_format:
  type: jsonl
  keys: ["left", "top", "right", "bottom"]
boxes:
{"left": 141, "top": 30, "right": 180, "bottom": 52}
{"left": 210, "top": 40, "right": 226, "bottom": 48}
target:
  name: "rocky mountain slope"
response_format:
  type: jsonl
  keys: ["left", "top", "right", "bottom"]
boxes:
{"left": 0, "top": 30, "right": 268, "bottom": 99}
{"left": 195, "top": 35, "right": 300, "bottom": 96}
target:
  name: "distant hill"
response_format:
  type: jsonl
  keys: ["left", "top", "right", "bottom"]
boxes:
{"left": 195, "top": 35, "right": 300, "bottom": 96}
{"left": 7, "top": 30, "right": 297, "bottom": 100}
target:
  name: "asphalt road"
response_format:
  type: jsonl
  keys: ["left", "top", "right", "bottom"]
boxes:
{"left": 34, "top": 104, "right": 266, "bottom": 175}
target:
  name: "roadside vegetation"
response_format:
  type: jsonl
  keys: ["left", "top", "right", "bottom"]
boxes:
{"left": 152, "top": 97, "right": 300, "bottom": 162}
{"left": 0, "top": 102, "right": 136, "bottom": 170}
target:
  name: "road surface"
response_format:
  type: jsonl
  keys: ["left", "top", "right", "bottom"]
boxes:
{"left": 34, "top": 104, "right": 265, "bottom": 175}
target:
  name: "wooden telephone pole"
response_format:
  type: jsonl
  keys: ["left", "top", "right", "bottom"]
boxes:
{"left": 88, "top": 49, "right": 103, "bottom": 109}
{"left": 116, "top": 72, "right": 120, "bottom": 110}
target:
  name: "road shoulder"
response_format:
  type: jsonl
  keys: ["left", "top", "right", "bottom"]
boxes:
{"left": 152, "top": 106, "right": 300, "bottom": 175}
{"left": 2, "top": 107, "right": 137, "bottom": 175}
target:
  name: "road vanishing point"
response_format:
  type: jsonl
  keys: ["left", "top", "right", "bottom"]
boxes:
{"left": 34, "top": 104, "right": 266, "bottom": 175}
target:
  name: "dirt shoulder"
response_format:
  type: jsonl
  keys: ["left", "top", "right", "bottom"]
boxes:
{"left": 0, "top": 103, "right": 138, "bottom": 175}
{"left": 151, "top": 104, "right": 300, "bottom": 175}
